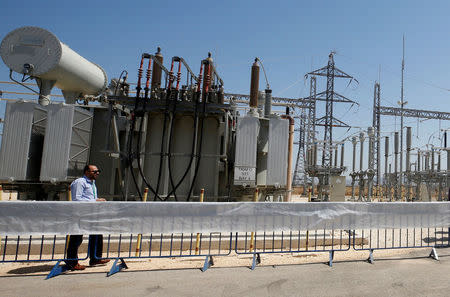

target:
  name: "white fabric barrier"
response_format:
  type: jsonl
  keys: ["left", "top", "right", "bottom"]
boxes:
{"left": 0, "top": 201, "right": 450, "bottom": 236}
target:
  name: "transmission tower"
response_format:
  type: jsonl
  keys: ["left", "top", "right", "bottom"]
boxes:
{"left": 306, "top": 76, "right": 317, "bottom": 148}
{"left": 292, "top": 109, "right": 309, "bottom": 190}
{"left": 372, "top": 82, "right": 381, "bottom": 185}
{"left": 292, "top": 76, "right": 317, "bottom": 191}
{"left": 307, "top": 52, "right": 357, "bottom": 167}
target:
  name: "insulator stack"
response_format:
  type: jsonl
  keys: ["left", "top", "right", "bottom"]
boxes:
{"left": 417, "top": 150, "right": 421, "bottom": 171}
{"left": 359, "top": 132, "right": 365, "bottom": 171}
{"left": 143, "top": 58, "right": 152, "bottom": 99}
{"left": 151, "top": 47, "right": 163, "bottom": 97}
{"left": 196, "top": 63, "right": 204, "bottom": 97}
{"left": 146, "top": 69, "right": 152, "bottom": 87}
{"left": 137, "top": 68, "right": 143, "bottom": 89}
{"left": 218, "top": 86, "right": 224, "bottom": 104}
{"left": 313, "top": 143, "right": 318, "bottom": 165}
{"left": 176, "top": 72, "right": 181, "bottom": 90}
{"left": 334, "top": 145, "right": 338, "bottom": 167}
{"left": 352, "top": 137, "right": 357, "bottom": 172}
{"left": 249, "top": 58, "right": 259, "bottom": 108}
{"left": 394, "top": 132, "right": 399, "bottom": 174}
{"left": 406, "top": 127, "right": 411, "bottom": 172}
{"left": 136, "top": 56, "right": 145, "bottom": 98}
{"left": 384, "top": 136, "right": 389, "bottom": 175}
{"left": 167, "top": 59, "right": 175, "bottom": 90}
{"left": 431, "top": 148, "right": 435, "bottom": 172}
{"left": 264, "top": 88, "right": 272, "bottom": 117}
{"left": 202, "top": 53, "right": 213, "bottom": 102}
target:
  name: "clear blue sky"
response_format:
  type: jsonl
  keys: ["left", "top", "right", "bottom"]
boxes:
{"left": 0, "top": 0, "right": 449, "bottom": 172}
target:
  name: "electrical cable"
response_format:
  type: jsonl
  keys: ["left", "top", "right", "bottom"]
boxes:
{"left": 186, "top": 62, "right": 210, "bottom": 201}
{"left": 126, "top": 56, "right": 146, "bottom": 200}
{"left": 154, "top": 60, "right": 175, "bottom": 200}
{"left": 134, "top": 57, "right": 165, "bottom": 200}
{"left": 164, "top": 63, "right": 204, "bottom": 200}
{"left": 9, "top": 70, "right": 39, "bottom": 94}
{"left": 114, "top": 70, "right": 128, "bottom": 95}
{"left": 167, "top": 60, "right": 182, "bottom": 200}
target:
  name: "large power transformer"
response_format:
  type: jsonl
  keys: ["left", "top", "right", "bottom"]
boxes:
{"left": 0, "top": 27, "right": 292, "bottom": 202}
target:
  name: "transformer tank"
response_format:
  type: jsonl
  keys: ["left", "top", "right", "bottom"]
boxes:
{"left": 0, "top": 27, "right": 292, "bottom": 202}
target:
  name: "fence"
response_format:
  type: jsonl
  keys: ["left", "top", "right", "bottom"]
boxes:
{"left": 0, "top": 201, "right": 449, "bottom": 279}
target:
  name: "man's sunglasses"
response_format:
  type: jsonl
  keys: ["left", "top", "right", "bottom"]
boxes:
{"left": 91, "top": 170, "right": 101, "bottom": 174}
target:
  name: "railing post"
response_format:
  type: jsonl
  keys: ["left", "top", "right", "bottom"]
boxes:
{"left": 195, "top": 189, "right": 205, "bottom": 255}
{"left": 249, "top": 188, "right": 258, "bottom": 253}
{"left": 136, "top": 188, "right": 148, "bottom": 256}
{"left": 0, "top": 185, "right": 2, "bottom": 251}
{"left": 65, "top": 186, "right": 72, "bottom": 257}
{"left": 306, "top": 188, "right": 311, "bottom": 251}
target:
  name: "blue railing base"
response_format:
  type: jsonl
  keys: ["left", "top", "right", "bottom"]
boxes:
{"left": 46, "top": 261, "right": 69, "bottom": 279}
{"left": 429, "top": 248, "right": 439, "bottom": 261}
{"left": 367, "top": 249, "right": 374, "bottom": 264}
{"left": 251, "top": 253, "right": 261, "bottom": 270}
{"left": 201, "top": 256, "right": 214, "bottom": 272}
{"left": 107, "top": 258, "right": 128, "bottom": 277}
{"left": 328, "top": 251, "right": 334, "bottom": 267}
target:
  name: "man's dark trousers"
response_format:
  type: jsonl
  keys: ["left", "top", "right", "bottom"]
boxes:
{"left": 65, "top": 235, "right": 103, "bottom": 267}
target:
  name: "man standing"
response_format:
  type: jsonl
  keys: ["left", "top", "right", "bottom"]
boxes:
{"left": 65, "top": 164, "right": 110, "bottom": 270}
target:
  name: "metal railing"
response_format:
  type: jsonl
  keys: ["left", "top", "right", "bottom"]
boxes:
{"left": 1, "top": 227, "right": 448, "bottom": 278}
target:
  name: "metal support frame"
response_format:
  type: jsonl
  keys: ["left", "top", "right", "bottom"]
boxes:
{"left": 46, "top": 261, "right": 69, "bottom": 279}
{"left": 429, "top": 248, "right": 439, "bottom": 261}
{"left": 378, "top": 106, "right": 450, "bottom": 121}
{"left": 251, "top": 253, "right": 261, "bottom": 270}
{"left": 328, "top": 251, "right": 334, "bottom": 267}
{"left": 367, "top": 249, "right": 374, "bottom": 264}
{"left": 201, "top": 256, "right": 214, "bottom": 272}
{"left": 107, "top": 258, "right": 128, "bottom": 277}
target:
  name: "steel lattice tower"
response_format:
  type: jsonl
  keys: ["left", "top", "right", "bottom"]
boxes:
{"left": 292, "top": 109, "right": 309, "bottom": 188}
{"left": 306, "top": 76, "right": 317, "bottom": 148}
{"left": 372, "top": 82, "right": 381, "bottom": 185}
{"left": 292, "top": 76, "right": 316, "bottom": 189}
{"left": 307, "top": 52, "right": 357, "bottom": 167}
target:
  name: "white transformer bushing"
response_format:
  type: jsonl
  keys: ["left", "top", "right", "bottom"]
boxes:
{"left": 0, "top": 26, "right": 108, "bottom": 105}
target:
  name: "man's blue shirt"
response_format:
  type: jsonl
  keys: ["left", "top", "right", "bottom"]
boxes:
{"left": 70, "top": 176, "right": 97, "bottom": 201}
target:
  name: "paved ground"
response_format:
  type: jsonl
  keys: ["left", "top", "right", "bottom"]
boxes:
{"left": 0, "top": 248, "right": 449, "bottom": 297}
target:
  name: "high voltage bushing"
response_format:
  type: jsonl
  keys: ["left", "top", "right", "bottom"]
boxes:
{"left": 384, "top": 136, "right": 389, "bottom": 200}
{"left": 313, "top": 143, "right": 318, "bottom": 166}
{"left": 368, "top": 127, "right": 375, "bottom": 170}
{"left": 264, "top": 88, "right": 272, "bottom": 117}
{"left": 350, "top": 136, "right": 358, "bottom": 200}
{"left": 367, "top": 127, "right": 375, "bottom": 200}
{"left": 394, "top": 132, "right": 399, "bottom": 173}
{"left": 151, "top": 47, "right": 163, "bottom": 98}
{"left": 334, "top": 145, "right": 338, "bottom": 167}
{"left": 431, "top": 147, "right": 435, "bottom": 172}
{"left": 394, "top": 132, "right": 399, "bottom": 200}
{"left": 437, "top": 151, "right": 441, "bottom": 171}
{"left": 249, "top": 58, "right": 259, "bottom": 109}
{"left": 406, "top": 127, "right": 412, "bottom": 172}
{"left": 352, "top": 137, "right": 358, "bottom": 173}
{"left": 340, "top": 143, "right": 344, "bottom": 168}
{"left": 359, "top": 132, "right": 365, "bottom": 171}
{"left": 358, "top": 132, "right": 366, "bottom": 201}
{"left": 417, "top": 150, "right": 421, "bottom": 171}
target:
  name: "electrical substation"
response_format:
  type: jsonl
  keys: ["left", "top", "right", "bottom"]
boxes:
{"left": 0, "top": 26, "right": 448, "bottom": 202}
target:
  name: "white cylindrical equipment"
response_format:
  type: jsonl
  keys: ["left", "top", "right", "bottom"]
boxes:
{"left": 0, "top": 26, "right": 107, "bottom": 104}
